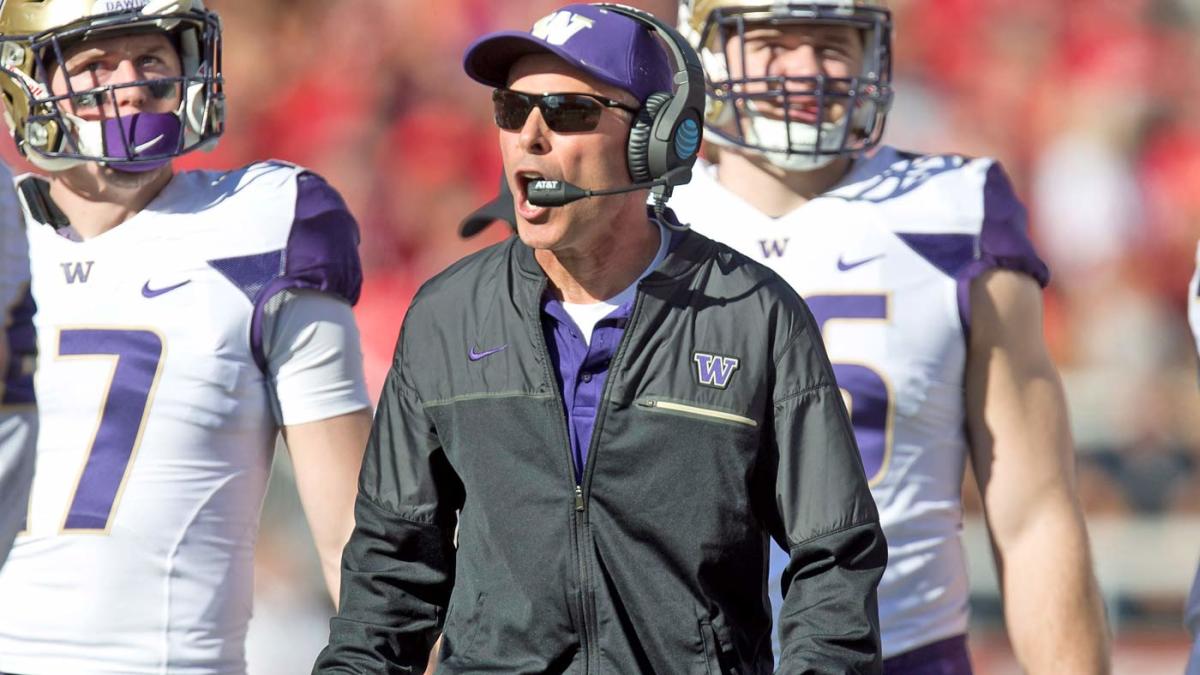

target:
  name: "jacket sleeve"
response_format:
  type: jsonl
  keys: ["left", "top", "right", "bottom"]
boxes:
{"left": 771, "top": 303, "right": 888, "bottom": 674}
{"left": 314, "top": 320, "right": 463, "bottom": 673}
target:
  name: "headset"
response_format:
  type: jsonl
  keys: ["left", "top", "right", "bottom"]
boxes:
{"left": 528, "top": 3, "right": 706, "bottom": 220}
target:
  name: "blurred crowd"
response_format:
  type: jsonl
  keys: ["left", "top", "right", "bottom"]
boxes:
{"left": 883, "top": 0, "right": 1200, "bottom": 526}
{"left": 3, "top": 0, "right": 1194, "bottom": 670}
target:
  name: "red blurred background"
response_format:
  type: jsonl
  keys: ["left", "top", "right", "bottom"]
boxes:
{"left": 5, "top": 0, "right": 1194, "bottom": 671}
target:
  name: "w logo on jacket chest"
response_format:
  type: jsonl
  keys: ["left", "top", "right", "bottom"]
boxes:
{"left": 693, "top": 352, "right": 741, "bottom": 389}
{"left": 61, "top": 261, "right": 94, "bottom": 284}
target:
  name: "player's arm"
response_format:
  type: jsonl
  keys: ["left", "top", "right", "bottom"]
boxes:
{"left": 314, "top": 315, "right": 463, "bottom": 673}
{"left": 772, "top": 302, "right": 887, "bottom": 674}
{"left": 264, "top": 289, "right": 372, "bottom": 607}
{"left": 966, "top": 268, "right": 1110, "bottom": 674}
{"left": 256, "top": 169, "right": 375, "bottom": 606}
{"left": 282, "top": 408, "right": 371, "bottom": 606}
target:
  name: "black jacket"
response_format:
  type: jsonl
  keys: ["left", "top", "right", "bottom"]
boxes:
{"left": 315, "top": 227, "right": 886, "bottom": 674}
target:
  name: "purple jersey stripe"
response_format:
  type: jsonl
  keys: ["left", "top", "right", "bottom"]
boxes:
{"left": 248, "top": 171, "right": 363, "bottom": 372}
{"left": 893, "top": 233, "right": 976, "bottom": 280}
{"left": 208, "top": 250, "right": 285, "bottom": 303}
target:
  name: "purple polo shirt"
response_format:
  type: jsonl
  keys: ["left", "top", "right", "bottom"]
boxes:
{"left": 541, "top": 297, "right": 633, "bottom": 483}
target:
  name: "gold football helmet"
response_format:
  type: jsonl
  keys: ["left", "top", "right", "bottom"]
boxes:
{"left": 678, "top": 0, "right": 893, "bottom": 171}
{"left": 0, "top": 0, "right": 223, "bottom": 171}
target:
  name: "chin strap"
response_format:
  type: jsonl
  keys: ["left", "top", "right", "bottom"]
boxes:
{"left": 17, "top": 175, "right": 69, "bottom": 230}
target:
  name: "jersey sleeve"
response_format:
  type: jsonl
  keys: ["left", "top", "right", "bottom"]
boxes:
{"left": 262, "top": 289, "right": 370, "bottom": 426}
{"left": 955, "top": 161, "right": 1050, "bottom": 332}
{"left": 249, "top": 170, "right": 364, "bottom": 372}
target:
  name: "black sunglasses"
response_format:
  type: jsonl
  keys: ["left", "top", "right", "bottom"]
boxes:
{"left": 492, "top": 89, "right": 639, "bottom": 133}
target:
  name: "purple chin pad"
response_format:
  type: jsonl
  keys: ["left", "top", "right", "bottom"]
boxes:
{"left": 102, "top": 112, "right": 182, "bottom": 172}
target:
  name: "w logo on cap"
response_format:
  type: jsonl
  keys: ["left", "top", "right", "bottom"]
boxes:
{"left": 693, "top": 352, "right": 740, "bottom": 390}
{"left": 532, "top": 11, "right": 595, "bottom": 46}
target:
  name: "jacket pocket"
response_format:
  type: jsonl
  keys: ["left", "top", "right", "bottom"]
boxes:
{"left": 637, "top": 398, "right": 758, "bottom": 428}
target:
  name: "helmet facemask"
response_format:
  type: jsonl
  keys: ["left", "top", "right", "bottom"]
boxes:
{"left": 683, "top": 2, "right": 893, "bottom": 172}
{"left": 0, "top": 2, "right": 224, "bottom": 172}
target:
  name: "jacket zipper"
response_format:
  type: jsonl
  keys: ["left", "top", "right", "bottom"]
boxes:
{"left": 637, "top": 399, "right": 758, "bottom": 427}
{"left": 569, "top": 290, "right": 647, "bottom": 673}
{"left": 531, "top": 278, "right": 642, "bottom": 675}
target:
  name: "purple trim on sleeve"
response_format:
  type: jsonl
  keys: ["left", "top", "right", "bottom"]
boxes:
{"left": 896, "top": 162, "right": 1049, "bottom": 338}
{"left": 3, "top": 287, "right": 36, "bottom": 405}
{"left": 956, "top": 163, "right": 1049, "bottom": 335}
{"left": 248, "top": 171, "right": 363, "bottom": 372}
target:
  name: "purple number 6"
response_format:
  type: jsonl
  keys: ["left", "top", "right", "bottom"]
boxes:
{"left": 805, "top": 295, "right": 892, "bottom": 485}
{"left": 59, "top": 329, "right": 163, "bottom": 531}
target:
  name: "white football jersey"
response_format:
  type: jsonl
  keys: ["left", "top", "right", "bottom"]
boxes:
{"left": 0, "top": 162, "right": 369, "bottom": 675}
{"left": 671, "top": 146, "right": 1049, "bottom": 658}
{"left": 0, "top": 157, "right": 36, "bottom": 570}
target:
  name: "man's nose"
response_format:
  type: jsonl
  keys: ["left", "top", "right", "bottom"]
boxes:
{"left": 110, "top": 59, "right": 149, "bottom": 109}
{"left": 518, "top": 105, "right": 551, "bottom": 155}
{"left": 773, "top": 44, "right": 821, "bottom": 79}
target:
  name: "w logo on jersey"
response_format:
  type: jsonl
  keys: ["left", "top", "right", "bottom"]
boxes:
{"left": 693, "top": 352, "right": 740, "bottom": 389}
{"left": 61, "top": 261, "right": 94, "bottom": 284}
{"left": 532, "top": 11, "right": 595, "bottom": 45}
{"left": 758, "top": 238, "right": 790, "bottom": 259}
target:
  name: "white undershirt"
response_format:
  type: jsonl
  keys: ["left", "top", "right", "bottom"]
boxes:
{"left": 561, "top": 220, "right": 669, "bottom": 345}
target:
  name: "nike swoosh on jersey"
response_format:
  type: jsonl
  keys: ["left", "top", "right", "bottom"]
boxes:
{"left": 141, "top": 279, "right": 192, "bottom": 298}
{"left": 836, "top": 253, "right": 885, "bottom": 272}
{"left": 468, "top": 344, "right": 508, "bottom": 361}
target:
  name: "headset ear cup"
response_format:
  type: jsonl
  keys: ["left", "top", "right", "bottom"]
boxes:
{"left": 627, "top": 91, "right": 672, "bottom": 183}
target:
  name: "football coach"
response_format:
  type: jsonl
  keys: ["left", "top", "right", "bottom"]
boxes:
{"left": 315, "top": 4, "right": 886, "bottom": 673}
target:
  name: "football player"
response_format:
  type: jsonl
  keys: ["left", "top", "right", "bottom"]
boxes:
{"left": 0, "top": 159, "right": 35, "bottom": 570}
{"left": 0, "top": 1, "right": 372, "bottom": 673}
{"left": 669, "top": 1, "right": 1110, "bottom": 672}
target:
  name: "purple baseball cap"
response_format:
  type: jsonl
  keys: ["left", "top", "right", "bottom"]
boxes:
{"left": 463, "top": 4, "right": 673, "bottom": 104}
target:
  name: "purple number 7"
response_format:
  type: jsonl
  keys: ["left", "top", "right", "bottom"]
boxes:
{"left": 805, "top": 294, "right": 892, "bottom": 485}
{"left": 59, "top": 329, "right": 163, "bottom": 531}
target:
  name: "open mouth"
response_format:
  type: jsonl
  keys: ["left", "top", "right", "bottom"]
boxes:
{"left": 514, "top": 169, "right": 553, "bottom": 218}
